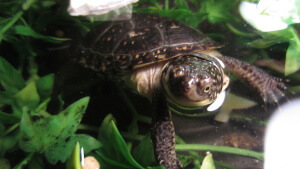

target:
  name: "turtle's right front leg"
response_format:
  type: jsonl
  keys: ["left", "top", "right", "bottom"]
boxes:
{"left": 151, "top": 89, "right": 183, "bottom": 169}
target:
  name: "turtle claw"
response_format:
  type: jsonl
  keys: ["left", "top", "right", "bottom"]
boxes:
{"left": 260, "top": 77, "right": 287, "bottom": 104}
{"left": 219, "top": 55, "right": 287, "bottom": 105}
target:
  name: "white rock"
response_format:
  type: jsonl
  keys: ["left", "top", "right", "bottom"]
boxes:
{"left": 239, "top": 0, "right": 299, "bottom": 32}
{"left": 68, "top": 0, "right": 138, "bottom": 16}
{"left": 264, "top": 99, "right": 300, "bottom": 169}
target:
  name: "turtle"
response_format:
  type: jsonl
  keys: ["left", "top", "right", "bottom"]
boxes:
{"left": 73, "top": 13, "right": 286, "bottom": 169}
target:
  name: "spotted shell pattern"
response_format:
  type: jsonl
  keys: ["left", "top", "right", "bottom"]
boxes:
{"left": 75, "top": 13, "right": 221, "bottom": 72}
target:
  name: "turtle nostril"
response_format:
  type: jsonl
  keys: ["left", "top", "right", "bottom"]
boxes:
{"left": 184, "top": 87, "right": 190, "bottom": 92}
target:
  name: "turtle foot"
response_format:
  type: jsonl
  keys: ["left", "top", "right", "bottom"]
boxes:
{"left": 219, "top": 55, "right": 287, "bottom": 104}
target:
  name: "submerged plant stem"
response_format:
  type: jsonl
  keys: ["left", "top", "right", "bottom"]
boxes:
{"left": 120, "top": 132, "right": 145, "bottom": 141}
{"left": 13, "top": 152, "right": 34, "bottom": 169}
{"left": 176, "top": 136, "right": 236, "bottom": 169}
{"left": 0, "top": 11, "right": 23, "bottom": 36}
{"left": 226, "top": 23, "right": 256, "bottom": 37}
{"left": 4, "top": 123, "right": 20, "bottom": 136}
{"left": 176, "top": 144, "right": 264, "bottom": 161}
{"left": 291, "top": 27, "right": 300, "bottom": 47}
{"left": 116, "top": 86, "right": 139, "bottom": 134}
{"left": 78, "top": 124, "right": 98, "bottom": 132}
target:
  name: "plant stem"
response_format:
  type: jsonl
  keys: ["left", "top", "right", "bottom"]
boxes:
{"left": 226, "top": 23, "right": 256, "bottom": 37}
{"left": 137, "top": 114, "right": 152, "bottom": 124}
{"left": 291, "top": 27, "right": 300, "bottom": 47}
{"left": 120, "top": 131, "right": 145, "bottom": 141}
{"left": 0, "top": 11, "right": 24, "bottom": 37}
{"left": 78, "top": 124, "right": 98, "bottom": 132}
{"left": 116, "top": 86, "right": 139, "bottom": 134}
{"left": 165, "top": 0, "right": 169, "bottom": 11}
{"left": 176, "top": 136, "right": 236, "bottom": 169}
{"left": 13, "top": 152, "right": 34, "bottom": 169}
{"left": 176, "top": 144, "right": 264, "bottom": 160}
{"left": 4, "top": 123, "right": 20, "bottom": 136}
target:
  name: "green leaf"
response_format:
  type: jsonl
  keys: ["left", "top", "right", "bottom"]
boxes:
{"left": 13, "top": 82, "right": 40, "bottom": 110}
{"left": 74, "top": 134, "right": 102, "bottom": 153}
{"left": 27, "top": 155, "right": 45, "bottom": 169}
{"left": 14, "top": 25, "right": 71, "bottom": 43}
{"left": 200, "top": 153, "right": 215, "bottom": 169}
{"left": 41, "top": 1, "right": 56, "bottom": 8}
{"left": 285, "top": 41, "right": 300, "bottom": 75}
{"left": 19, "top": 97, "right": 90, "bottom": 164}
{"left": 0, "top": 57, "right": 25, "bottom": 92}
{"left": 13, "top": 153, "right": 34, "bottom": 169}
{"left": 96, "top": 114, "right": 144, "bottom": 169}
{"left": 0, "top": 111, "right": 20, "bottom": 124}
{"left": 250, "top": 28, "right": 293, "bottom": 48}
{"left": 0, "top": 159, "right": 10, "bottom": 169}
{"left": 0, "top": 131, "right": 20, "bottom": 157}
{"left": 0, "top": 91, "right": 15, "bottom": 104}
{"left": 200, "top": 0, "right": 239, "bottom": 24}
{"left": 22, "top": 0, "right": 36, "bottom": 10}
{"left": 132, "top": 135, "right": 159, "bottom": 167}
{"left": 36, "top": 74, "right": 55, "bottom": 102}
{"left": 66, "top": 142, "right": 82, "bottom": 169}
{"left": 175, "top": 0, "right": 189, "bottom": 10}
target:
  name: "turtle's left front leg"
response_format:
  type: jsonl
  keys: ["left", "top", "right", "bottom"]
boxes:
{"left": 217, "top": 55, "right": 287, "bottom": 103}
{"left": 151, "top": 88, "right": 183, "bottom": 169}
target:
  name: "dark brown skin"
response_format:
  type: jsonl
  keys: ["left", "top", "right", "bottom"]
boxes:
{"left": 152, "top": 88, "right": 183, "bottom": 169}
{"left": 74, "top": 13, "right": 287, "bottom": 169}
{"left": 218, "top": 55, "right": 286, "bottom": 103}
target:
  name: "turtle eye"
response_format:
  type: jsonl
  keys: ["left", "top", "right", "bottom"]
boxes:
{"left": 204, "top": 86, "right": 210, "bottom": 93}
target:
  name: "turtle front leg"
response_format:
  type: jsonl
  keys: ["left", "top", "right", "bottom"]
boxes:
{"left": 151, "top": 89, "right": 183, "bottom": 169}
{"left": 218, "top": 55, "right": 287, "bottom": 103}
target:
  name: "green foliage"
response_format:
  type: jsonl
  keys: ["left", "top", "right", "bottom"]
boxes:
{"left": 66, "top": 142, "right": 82, "bottom": 169}
{"left": 0, "top": 57, "right": 100, "bottom": 167}
{"left": 285, "top": 41, "right": 300, "bottom": 75}
{"left": 14, "top": 82, "right": 40, "bottom": 110}
{"left": 132, "top": 135, "right": 158, "bottom": 167}
{"left": 136, "top": 0, "right": 239, "bottom": 27}
{"left": 200, "top": 154, "right": 215, "bottom": 169}
{"left": 200, "top": 0, "right": 239, "bottom": 24}
{"left": 18, "top": 97, "right": 100, "bottom": 164}
{"left": 96, "top": 114, "right": 155, "bottom": 169}
{"left": 14, "top": 25, "right": 70, "bottom": 43}
{"left": 95, "top": 114, "right": 163, "bottom": 169}
{"left": 0, "top": 57, "right": 25, "bottom": 92}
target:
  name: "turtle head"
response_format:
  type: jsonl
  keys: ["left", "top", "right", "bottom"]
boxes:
{"left": 161, "top": 53, "right": 229, "bottom": 109}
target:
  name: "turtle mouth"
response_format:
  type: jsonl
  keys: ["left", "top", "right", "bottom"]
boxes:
{"left": 164, "top": 86, "right": 216, "bottom": 107}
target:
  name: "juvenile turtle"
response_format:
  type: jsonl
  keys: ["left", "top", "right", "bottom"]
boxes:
{"left": 73, "top": 13, "right": 286, "bottom": 169}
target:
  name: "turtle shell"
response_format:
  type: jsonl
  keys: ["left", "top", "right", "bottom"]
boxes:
{"left": 76, "top": 13, "right": 222, "bottom": 72}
